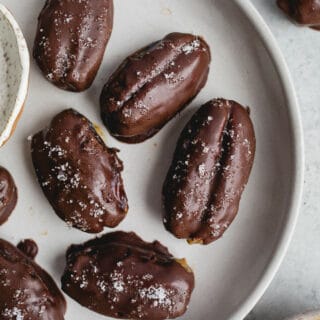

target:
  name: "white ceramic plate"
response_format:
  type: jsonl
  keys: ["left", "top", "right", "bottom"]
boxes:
{"left": 0, "top": 0, "right": 304, "bottom": 319}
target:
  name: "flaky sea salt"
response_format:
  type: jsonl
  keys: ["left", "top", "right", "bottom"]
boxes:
{"left": 139, "top": 285, "right": 173, "bottom": 308}
{"left": 2, "top": 307, "right": 24, "bottom": 320}
{"left": 182, "top": 39, "right": 200, "bottom": 54}
{"left": 198, "top": 164, "right": 206, "bottom": 178}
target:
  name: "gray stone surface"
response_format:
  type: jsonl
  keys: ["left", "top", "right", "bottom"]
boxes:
{"left": 246, "top": 1, "right": 320, "bottom": 319}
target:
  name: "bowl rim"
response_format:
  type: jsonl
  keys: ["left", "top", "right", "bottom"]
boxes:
{"left": 230, "top": 0, "right": 305, "bottom": 319}
{"left": 0, "top": 3, "right": 30, "bottom": 146}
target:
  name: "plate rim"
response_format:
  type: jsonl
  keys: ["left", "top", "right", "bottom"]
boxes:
{"left": 230, "top": 0, "right": 304, "bottom": 319}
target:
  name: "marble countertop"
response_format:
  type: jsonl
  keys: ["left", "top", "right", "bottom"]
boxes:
{"left": 246, "top": 1, "right": 320, "bottom": 320}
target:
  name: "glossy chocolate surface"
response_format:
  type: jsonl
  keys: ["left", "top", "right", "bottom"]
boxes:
{"left": 277, "top": 0, "right": 320, "bottom": 29}
{"left": 61, "top": 231, "right": 194, "bottom": 319}
{"left": 17, "top": 239, "right": 39, "bottom": 260}
{"left": 100, "top": 32, "right": 211, "bottom": 143}
{"left": 163, "top": 99, "right": 256, "bottom": 245}
{"left": 31, "top": 109, "right": 128, "bottom": 233}
{"left": 0, "top": 166, "right": 17, "bottom": 226}
{"left": 0, "top": 239, "right": 66, "bottom": 319}
{"left": 34, "top": 0, "right": 114, "bottom": 91}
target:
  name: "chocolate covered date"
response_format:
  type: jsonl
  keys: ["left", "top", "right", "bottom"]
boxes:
{"left": 0, "top": 166, "right": 17, "bottom": 226}
{"left": 31, "top": 109, "right": 128, "bottom": 233}
{"left": 34, "top": 0, "right": 114, "bottom": 91}
{"left": 163, "top": 99, "right": 256, "bottom": 245}
{"left": 61, "top": 231, "right": 194, "bottom": 320}
{"left": 100, "top": 32, "right": 211, "bottom": 143}
{"left": 0, "top": 238, "right": 66, "bottom": 320}
{"left": 17, "top": 239, "right": 39, "bottom": 260}
{"left": 277, "top": 0, "right": 320, "bottom": 29}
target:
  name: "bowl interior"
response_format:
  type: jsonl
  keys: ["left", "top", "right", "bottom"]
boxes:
{"left": 0, "top": 6, "right": 23, "bottom": 143}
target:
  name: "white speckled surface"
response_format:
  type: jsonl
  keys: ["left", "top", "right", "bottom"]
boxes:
{"left": 246, "top": 1, "right": 320, "bottom": 320}
{"left": 0, "top": 13, "right": 20, "bottom": 118}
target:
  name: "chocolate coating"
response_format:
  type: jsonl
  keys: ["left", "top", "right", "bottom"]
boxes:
{"left": 61, "top": 231, "right": 194, "bottom": 319}
{"left": 163, "top": 99, "right": 256, "bottom": 245}
{"left": 0, "top": 166, "right": 17, "bottom": 226}
{"left": 17, "top": 239, "right": 39, "bottom": 260}
{"left": 277, "top": 0, "right": 320, "bottom": 29}
{"left": 0, "top": 238, "right": 66, "bottom": 319}
{"left": 100, "top": 32, "right": 211, "bottom": 143}
{"left": 34, "top": 0, "right": 114, "bottom": 91}
{"left": 31, "top": 109, "right": 128, "bottom": 233}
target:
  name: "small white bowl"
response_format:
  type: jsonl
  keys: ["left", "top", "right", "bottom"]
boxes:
{"left": 285, "top": 311, "right": 320, "bottom": 320}
{"left": 0, "top": 4, "right": 29, "bottom": 147}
